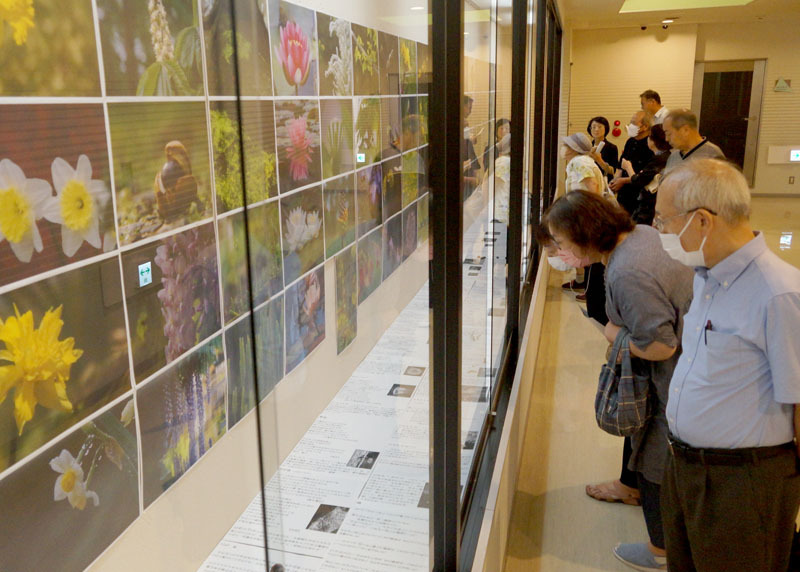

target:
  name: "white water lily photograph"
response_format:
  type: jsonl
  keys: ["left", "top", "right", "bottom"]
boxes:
{"left": 280, "top": 185, "right": 324, "bottom": 284}
{"left": 0, "top": 104, "right": 115, "bottom": 288}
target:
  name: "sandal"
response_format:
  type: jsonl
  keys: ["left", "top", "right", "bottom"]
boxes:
{"left": 585, "top": 479, "right": 641, "bottom": 506}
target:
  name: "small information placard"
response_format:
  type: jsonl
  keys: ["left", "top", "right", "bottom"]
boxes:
{"left": 138, "top": 261, "right": 152, "bottom": 287}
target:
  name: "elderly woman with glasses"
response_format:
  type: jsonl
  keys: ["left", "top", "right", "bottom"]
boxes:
{"left": 545, "top": 190, "right": 694, "bottom": 571}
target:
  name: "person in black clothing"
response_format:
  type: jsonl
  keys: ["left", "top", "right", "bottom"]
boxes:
{"left": 586, "top": 116, "right": 619, "bottom": 183}
{"left": 619, "top": 124, "right": 671, "bottom": 225}
{"left": 462, "top": 95, "right": 481, "bottom": 200}
{"left": 610, "top": 110, "right": 654, "bottom": 216}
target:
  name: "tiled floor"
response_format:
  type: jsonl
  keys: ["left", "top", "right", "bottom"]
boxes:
{"left": 503, "top": 197, "right": 800, "bottom": 572}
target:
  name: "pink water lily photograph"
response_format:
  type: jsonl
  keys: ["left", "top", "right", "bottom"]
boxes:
{"left": 275, "top": 100, "right": 322, "bottom": 194}
{"left": 269, "top": 0, "right": 318, "bottom": 96}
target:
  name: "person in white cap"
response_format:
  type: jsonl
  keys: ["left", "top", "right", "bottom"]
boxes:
{"left": 561, "top": 132, "right": 607, "bottom": 195}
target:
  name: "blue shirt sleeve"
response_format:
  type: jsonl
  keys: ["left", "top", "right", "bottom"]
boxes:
{"left": 766, "top": 292, "right": 800, "bottom": 404}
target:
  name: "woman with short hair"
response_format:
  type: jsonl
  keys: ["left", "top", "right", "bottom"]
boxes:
{"left": 587, "top": 116, "right": 619, "bottom": 182}
{"left": 545, "top": 190, "right": 693, "bottom": 571}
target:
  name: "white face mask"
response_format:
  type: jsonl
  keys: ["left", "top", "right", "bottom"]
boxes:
{"left": 547, "top": 255, "right": 574, "bottom": 272}
{"left": 659, "top": 211, "right": 707, "bottom": 267}
{"left": 626, "top": 123, "right": 640, "bottom": 138}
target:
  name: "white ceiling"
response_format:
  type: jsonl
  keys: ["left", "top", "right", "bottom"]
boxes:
{"left": 561, "top": 0, "right": 800, "bottom": 29}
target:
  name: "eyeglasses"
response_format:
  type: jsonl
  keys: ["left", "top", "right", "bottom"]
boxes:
{"left": 653, "top": 207, "right": 717, "bottom": 231}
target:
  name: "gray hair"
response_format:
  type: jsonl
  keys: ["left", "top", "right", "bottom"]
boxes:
{"left": 636, "top": 110, "right": 654, "bottom": 129}
{"left": 661, "top": 158, "right": 751, "bottom": 224}
{"left": 665, "top": 108, "right": 698, "bottom": 130}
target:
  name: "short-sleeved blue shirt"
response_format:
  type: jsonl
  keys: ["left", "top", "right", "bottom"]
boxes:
{"left": 667, "top": 233, "right": 800, "bottom": 448}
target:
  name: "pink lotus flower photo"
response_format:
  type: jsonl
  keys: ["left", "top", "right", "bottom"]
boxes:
{"left": 276, "top": 20, "right": 311, "bottom": 93}
{"left": 286, "top": 117, "right": 313, "bottom": 182}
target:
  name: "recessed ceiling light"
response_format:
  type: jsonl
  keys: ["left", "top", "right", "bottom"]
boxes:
{"left": 410, "top": 5, "right": 425, "bottom": 10}
{"left": 620, "top": 0, "right": 752, "bottom": 12}
{"left": 662, "top": 18, "right": 674, "bottom": 23}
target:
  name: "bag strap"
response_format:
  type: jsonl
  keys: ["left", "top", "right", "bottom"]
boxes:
{"left": 605, "top": 326, "right": 630, "bottom": 369}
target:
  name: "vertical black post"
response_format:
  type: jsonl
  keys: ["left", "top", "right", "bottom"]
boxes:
{"left": 545, "top": 7, "right": 560, "bottom": 206}
{"left": 506, "top": 0, "right": 526, "bottom": 355}
{"left": 228, "top": 1, "right": 270, "bottom": 565}
{"left": 531, "top": 0, "right": 546, "bottom": 223}
{"left": 430, "top": 0, "right": 463, "bottom": 568}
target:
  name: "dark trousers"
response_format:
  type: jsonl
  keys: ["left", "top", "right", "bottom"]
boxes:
{"left": 638, "top": 473, "right": 664, "bottom": 549}
{"left": 620, "top": 436, "right": 637, "bottom": 489}
{"left": 662, "top": 444, "right": 800, "bottom": 572}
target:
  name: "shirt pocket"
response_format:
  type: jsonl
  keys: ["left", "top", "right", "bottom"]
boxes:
{"left": 703, "top": 330, "right": 745, "bottom": 381}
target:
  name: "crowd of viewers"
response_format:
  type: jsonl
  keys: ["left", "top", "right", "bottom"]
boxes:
{"left": 536, "top": 90, "right": 800, "bottom": 571}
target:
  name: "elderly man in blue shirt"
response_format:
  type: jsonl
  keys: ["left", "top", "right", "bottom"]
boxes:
{"left": 654, "top": 158, "right": 800, "bottom": 571}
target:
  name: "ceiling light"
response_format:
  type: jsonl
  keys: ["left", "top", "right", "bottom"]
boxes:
{"left": 410, "top": 5, "right": 425, "bottom": 10}
{"left": 620, "top": 0, "right": 752, "bottom": 12}
{"left": 662, "top": 18, "right": 674, "bottom": 23}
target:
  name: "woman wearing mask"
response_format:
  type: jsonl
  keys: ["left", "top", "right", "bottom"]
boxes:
{"left": 587, "top": 116, "right": 619, "bottom": 182}
{"left": 619, "top": 124, "right": 672, "bottom": 225}
{"left": 546, "top": 191, "right": 693, "bottom": 572}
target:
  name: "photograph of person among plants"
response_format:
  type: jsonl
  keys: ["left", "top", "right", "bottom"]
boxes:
{"left": 357, "top": 228, "right": 382, "bottom": 304}
{"left": 268, "top": 0, "right": 318, "bottom": 96}
{"left": 356, "top": 164, "right": 382, "bottom": 238}
{"left": 280, "top": 186, "right": 324, "bottom": 285}
{"left": 275, "top": 99, "right": 322, "bottom": 194}
{"left": 211, "top": 100, "right": 278, "bottom": 213}
{"left": 320, "top": 99, "right": 355, "bottom": 181}
{"left": 138, "top": 335, "right": 226, "bottom": 507}
{"left": 323, "top": 174, "right": 356, "bottom": 258}
{"left": 121, "top": 222, "right": 221, "bottom": 382}
{"left": 203, "top": 0, "right": 273, "bottom": 96}
{"left": 335, "top": 244, "right": 357, "bottom": 354}
{"left": 0, "top": 399, "right": 140, "bottom": 572}
{"left": 316, "top": 11, "right": 352, "bottom": 97}
{"left": 0, "top": 261, "right": 131, "bottom": 473}
{"left": 0, "top": 0, "right": 101, "bottom": 97}
{"left": 97, "top": 0, "right": 203, "bottom": 96}
{"left": 109, "top": 101, "right": 212, "bottom": 245}
{"left": 285, "top": 267, "right": 325, "bottom": 373}
{"left": 351, "top": 23, "right": 379, "bottom": 96}
{"left": 0, "top": 105, "right": 116, "bottom": 288}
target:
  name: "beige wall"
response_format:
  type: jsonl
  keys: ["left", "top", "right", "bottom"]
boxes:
{"left": 567, "top": 18, "right": 800, "bottom": 195}
{"left": 696, "top": 20, "right": 800, "bottom": 195}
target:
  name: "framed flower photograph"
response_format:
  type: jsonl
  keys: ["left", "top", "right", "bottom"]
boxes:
{"left": 211, "top": 100, "right": 278, "bottom": 214}
{"left": 0, "top": 399, "right": 139, "bottom": 572}
{"left": 275, "top": 99, "right": 322, "bottom": 194}
{"left": 320, "top": 99, "right": 355, "bottom": 181}
{"left": 0, "top": 0, "right": 100, "bottom": 96}
{"left": 253, "top": 293, "right": 284, "bottom": 399}
{"left": 380, "top": 97, "right": 402, "bottom": 159}
{"left": 381, "top": 156, "right": 402, "bottom": 221}
{"left": 356, "top": 164, "right": 382, "bottom": 238}
{"left": 268, "top": 0, "right": 318, "bottom": 96}
{"left": 218, "top": 212, "right": 250, "bottom": 324}
{"left": 357, "top": 228, "right": 382, "bottom": 304}
{"left": 403, "top": 205, "right": 418, "bottom": 261}
{"left": 417, "top": 41, "right": 432, "bottom": 95}
{"left": 225, "top": 316, "right": 256, "bottom": 427}
{"left": 246, "top": 201, "right": 285, "bottom": 307}
{"left": 382, "top": 213, "right": 403, "bottom": 280}
{"left": 0, "top": 104, "right": 115, "bottom": 288}
{"left": 402, "top": 150, "right": 420, "bottom": 208}
{"left": 285, "top": 267, "right": 325, "bottom": 373}
{"left": 351, "top": 23, "right": 379, "bottom": 96}
{"left": 354, "top": 97, "right": 381, "bottom": 166}
{"left": 138, "top": 335, "right": 226, "bottom": 507}
{"left": 323, "top": 174, "right": 356, "bottom": 258}
{"left": 280, "top": 186, "right": 324, "bottom": 285}
{"left": 399, "top": 37, "right": 417, "bottom": 95}
{"left": 0, "top": 260, "right": 131, "bottom": 472}
{"left": 97, "top": 0, "right": 203, "bottom": 96}
{"left": 401, "top": 96, "right": 420, "bottom": 151}
{"left": 203, "top": 0, "right": 273, "bottom": 96}
{"left": 378, "top": 31, "right": 399, "bottom": 97}
{"left": 316, "top": 12, "right": 352, "bottom": 97}
{"left": 121, "top": 222, "right": 221, "bottom": 382}
{"left": 108, "top": 101, "right": 212, "bottom": 246}
{"left": 417, "top": 192, "right": 429, "bottom": 245}
{"left": 335, "top": 244, "right": 357, "bottom": 354}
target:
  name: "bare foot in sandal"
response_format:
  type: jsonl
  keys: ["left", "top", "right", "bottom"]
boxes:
{"left": 585, "top": 479, "right": 641, "bottom": 506}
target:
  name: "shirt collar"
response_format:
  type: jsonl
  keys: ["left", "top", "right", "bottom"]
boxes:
{"left": 703, "top": 232, "right": 766, "bottom": 290}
